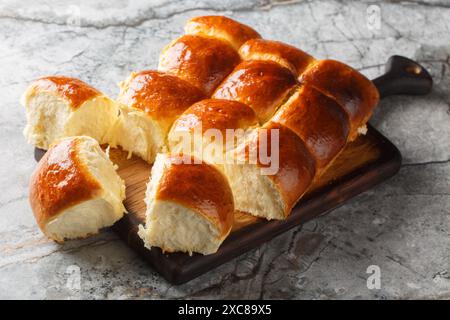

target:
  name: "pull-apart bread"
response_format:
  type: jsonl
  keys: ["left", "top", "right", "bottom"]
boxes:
{"left": 162, "top": 16, "right": 378, "bottom": 221}
{"left": 24, "top": 15, "right": 380, "bottom": 254}
{"left": 110, "top": 71, "right": 205, "bottom": 163}
{"left": 184, "top": 15, "right": 262, "bottom": 50}
{"left": 138, "top": 153, "right": 234, "bottom": 255}
{"left": 29, "top": 136, "right": 126, "bottom": 242}
{"left": 222, "top": 122, "right": 316, "bottom": 220}
{"left": 21, "top": 76, "right": 119, "bottom": 150}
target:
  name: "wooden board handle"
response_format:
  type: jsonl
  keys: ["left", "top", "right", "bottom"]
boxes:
{"left": 372, "top": 55, "right": 433, "bottom": 99}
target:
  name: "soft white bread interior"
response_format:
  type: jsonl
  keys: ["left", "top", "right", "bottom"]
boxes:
{"left": 222, "top": 122, "right": 316, "bottom": 220}
{"left": 108, "top": 104, "right": 166, "bottom": 163}
{"left": 29, "top": 136, "right": 126, "bottom": 242}
{"left": 21, "top": 76, "right": 119, "bottom": 150}
{"left": 138, "top": 153, "right": 234, "bottom": 255}
{"left": 223, "top": 161, "right": 284, "bottom": 220}
{"left": 108, "top": 71, "right": 205, "bottom": 163}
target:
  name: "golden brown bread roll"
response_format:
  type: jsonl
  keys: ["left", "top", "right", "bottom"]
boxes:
{"left": 110, "top": 70, "right": 205, "bottom": 163}
{"left": 138, "top": 153, "right": 234, "bottom": 255}
{"left": 168, "top": 99, "right": 258, "bottom": 165}
{"left": 223, "top": 122, "right": 316, "bottom": 220}
{"left": 299, "top": 59, "right": 380, "bottom": 140}
{"left": 212, "top": 60, "right": 298, "bottom": 122}
{"left": 29, "top": 136, "right": 126, "bottom": 242}
{"left": 21, "top": 76, "right": 119, "bottom": 150}
{"left": 239, "top": 39, "right": 315, "bottom": 75}
{"left": 271, "top": 86, "right": 350, "bottom": 170}
{"left": 184, "top": 15, "right": 261, "bottom": 50}
{"left": 158, "top": 35, "right": 240, "bottom": 96}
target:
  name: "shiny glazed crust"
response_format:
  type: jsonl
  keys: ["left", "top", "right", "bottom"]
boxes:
{"left": 241, "top": 122, "right": 316, "bottom": 216}
{"left": 24, "top": 76, "right": 101, "bottom": 110}
{"left": 212, "top": 60, "right": 298, "bottom": 123}
{"left": 29, "top": 138, "right": 101, "bottom": 230}
{"left": 118, "top": 70, "right": 205, "bottom": 133}
{"left": 272, "top": 86, "right": 350, "bottom": 170}
{"left": 170, "top": 99, "right": 258, "bottom": 134}
{"left": 299, "top": 59, "right": 380, "bottom": 139}
{"left": 158, "top": 35, "right": 241, "bottom": 96}
{"left": 239, "top": 39, "right": 315, "bottom": 75}
{"left": 25, "top": 15, "right": 382, "bottom": 250}
{"left": 155, "top": 154, "right": 234, "bottom": 237}
{"left": 184, "top": 15, "right": 261, "bottom": 50}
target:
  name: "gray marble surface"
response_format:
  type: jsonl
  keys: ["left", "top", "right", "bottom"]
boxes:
{"left": 0, "top": 0, "right": 449, "bottom": 299}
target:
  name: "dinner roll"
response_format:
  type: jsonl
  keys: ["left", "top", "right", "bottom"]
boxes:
{"left": 223, "top": 122, "right": 316, "bottom": 220}
{"left": 29, "top": 136, "right": 126, "bottom": 242}
{"left": 299, "top": 60, "right": 379, "bottom": 140}
{"left": 110, "top": 70, "right": 205, "bottom": 163}
{"left": 239, "top": 39, "right": 315, "bottom": 76}
{"left": 184, "top": 15, "right": 261, "bottom": 50}
{"left": 271, "top": 86, "right": 350, "bottom": 170}
{"left": 168, "top": 99, "right": 258, "bottom": 165}
{"left": 138, "top": 153, "right": 234, "bottom": 255}
{"left": 158, "top": 35, "right": 240, "bottom": 96}
{"left": 212, "top": 60, "right": 298, "bottom": 123}
{"left": 21, "top": 76, "right": 119, "bottom": 150}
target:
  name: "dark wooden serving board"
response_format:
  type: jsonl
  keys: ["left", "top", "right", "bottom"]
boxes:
{"left": 108, "top": 125, "right": 400, "bottom": 285}
{"left": 35, "top": 56, "right": 433, "bottom": 285}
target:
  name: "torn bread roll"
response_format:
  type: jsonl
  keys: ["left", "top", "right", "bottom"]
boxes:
{"left": 168, "top": 99, "right": 258, "bottom": 166}
{"left": 222, "top": 122, "right": 316, "bottom": 220}
{"left": 110, "top": 70, "right": 205, "bottom": 163}
{"left": 29, "top": 136, "right": 126, "bottom": 242}
{"left": 138, "top": 153, "right": 234, "bottom": 255}
{"left": 21, "top": 76, "right": 119, "bottom": 150}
